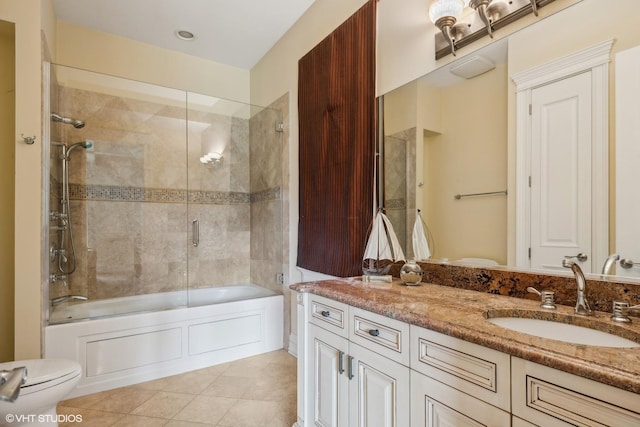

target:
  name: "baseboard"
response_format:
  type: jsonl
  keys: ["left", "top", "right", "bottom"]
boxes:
{"left": 288, "top": 332, "right": 298, "bottom": 357}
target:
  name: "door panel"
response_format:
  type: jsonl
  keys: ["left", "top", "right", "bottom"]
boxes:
{"left": 615, "top": 45, "right": 640, "bottom": 278}
{"left": 348, "top": 342, "right": 409, "bottom": 427}
{"left": 530, "top": 72, "right": 592, "bottom": 271}
{"left": 310, "top": 324, "right": 349, "bottom": 427}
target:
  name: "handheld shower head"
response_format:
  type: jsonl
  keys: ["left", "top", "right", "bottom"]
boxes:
{"left": 51, "top": 113, "right": 85, "bottom": 129}
{"left": 64, "top": 140, "right": 93, "bottom": 158}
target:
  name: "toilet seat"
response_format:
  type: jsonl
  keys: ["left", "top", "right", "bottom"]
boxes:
{"left": 0, "top": 359, "right": 81, "bottom": 395}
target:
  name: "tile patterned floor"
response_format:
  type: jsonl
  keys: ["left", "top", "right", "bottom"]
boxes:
{"left": 58, "top": 350, "right": 297, "bottom": 427}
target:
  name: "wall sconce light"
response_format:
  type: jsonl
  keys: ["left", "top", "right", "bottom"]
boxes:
{"left": 429, "top": 0, "right": 465, "bottom": 57}
{"left": 200, "top": 152, "right": 223, "bottom": 166}
{"left": 432, "top": 0, "right": 556, "bottom": 60}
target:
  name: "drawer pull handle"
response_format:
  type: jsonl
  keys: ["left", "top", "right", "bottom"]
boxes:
{"left": 320, "top": 310, "right": 331, "bottom": 317}
{"left": 348, "top": 355, "right": 354, "bottom": 380}
{"left": 338, "top": 351, "right": 345, "bottom": 374}
{"left": 368, "top": 329, "right": 380, "bottom": 337}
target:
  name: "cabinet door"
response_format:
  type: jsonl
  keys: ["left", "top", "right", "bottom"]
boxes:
{"left": 410, "top": 370, "right": 510, "bottom": 427}
{"left": 348, "top": 342, "right": 410, "bottom": 427}
{"left": 309, "top": 323, "right": 349, "bottom": 427}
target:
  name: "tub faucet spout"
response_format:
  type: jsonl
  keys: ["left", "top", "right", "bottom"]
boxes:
{"left": 0, "top": 367, "right": 27, "bottom": 402}
{"left": 51, "top": 295, "right": 88, "bottom": 306}
{"left": 562, "top": 257, "right": 593, "bottom": 316}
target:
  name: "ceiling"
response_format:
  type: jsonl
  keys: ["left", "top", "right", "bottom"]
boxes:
{"left": 52, "top": 0, "right": 316, "bottom": 70}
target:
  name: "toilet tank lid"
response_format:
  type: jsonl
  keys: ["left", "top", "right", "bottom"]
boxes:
{"left": 0, "top": 359, "right": 81, "bottom": 386}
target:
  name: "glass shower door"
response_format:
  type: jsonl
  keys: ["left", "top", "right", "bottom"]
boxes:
{"left": 47, "top": 65, "right": 190, "bottom": 323}
{"left": 186, "top": 94, "right": 284, "bottom": 304}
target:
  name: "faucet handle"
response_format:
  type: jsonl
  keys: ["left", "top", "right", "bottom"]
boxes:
{"left": 564, "top": 252, "right": 588, "bottom": 262}
{"left": 611, "top": 301, "right": 640, "bottom": 323}
{"left": 527, "top": 287, "right": 557, "bottom": 310}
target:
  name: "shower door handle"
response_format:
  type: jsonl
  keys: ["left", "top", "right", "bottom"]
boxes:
{"left": 192, "top": 220, "right": 199, "bottom": 247}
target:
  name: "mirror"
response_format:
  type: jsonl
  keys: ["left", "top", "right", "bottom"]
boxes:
{"left": 382, "top": 0, "right": 640, "bottom": 280}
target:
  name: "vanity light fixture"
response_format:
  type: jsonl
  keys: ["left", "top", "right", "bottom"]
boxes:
{"left": 432, "top": 0, "right": 557, "bottom": 60}
{"left": 469, "top": 0, "right": 494, "bottom": 38}
{"left": 428, "top": 0, "right": 465, "bottom": 57}
{"left": 200, "top": 152, "right": 223, "bottom": 166}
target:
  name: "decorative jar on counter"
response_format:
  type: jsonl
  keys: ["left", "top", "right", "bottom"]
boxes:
{"left": 400, "top": 259, "right": 423, "bottom": 286}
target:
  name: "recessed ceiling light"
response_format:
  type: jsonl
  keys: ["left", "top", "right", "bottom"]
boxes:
{"left": 175, "top": 30, "right": 195, "bottom": 41}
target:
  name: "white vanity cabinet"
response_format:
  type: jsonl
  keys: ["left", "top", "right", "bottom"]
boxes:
{"left": 297, "top": 291, "right": 640, "bottom": 427}
{"left": 410, "top": 325, "right": 511, "bottom": 426}
{"left": 511, "top": 357, "right": 640, "bottom": 427}
{"left": 304, "top": 294, "right": 410, "bottom": 427}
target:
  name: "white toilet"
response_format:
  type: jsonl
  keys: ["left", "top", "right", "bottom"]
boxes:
{"left": 0, "top": 359, "right": 81, "bottom": 427}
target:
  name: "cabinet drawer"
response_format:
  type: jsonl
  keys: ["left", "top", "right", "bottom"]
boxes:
{"left": 350, "top": 306, "right": 410, "bottom": 366}
{"left": 411, "top": 370, "right": 510, "bottom": 426}
{"left": 308, "top": 294, "right": 348, "bottom": 337}
{"left": 410, "top": 325, "right": 511, "bottom": 412}
{"left": 512, "top": 357, "right": 640, "bottom": 427}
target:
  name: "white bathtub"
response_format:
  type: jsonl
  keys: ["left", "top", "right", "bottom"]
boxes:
{"left": 45, "top": 284, "right": 283, "bottom": 397}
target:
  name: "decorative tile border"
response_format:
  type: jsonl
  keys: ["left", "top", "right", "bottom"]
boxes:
{"left": 385, "top": 198, "right": 406, "bottom": 209}
{"left": 251, "top": 186, "right": 281, "bottom": 203}
{"left": 69, "top": 184, "right": 280, "bottom": 205}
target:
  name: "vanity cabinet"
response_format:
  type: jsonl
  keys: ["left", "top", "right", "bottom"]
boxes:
{"left": 511, "top": 357, "right": 640, "bottom": 427}
{"left": 297, "top": 290, "right": 640, "bottom": 427}
{"left": 305, "top": 294, "right": 410, "bottom": 427}
{"left": 410, "top": 324, "right": 511, "bottom": 426}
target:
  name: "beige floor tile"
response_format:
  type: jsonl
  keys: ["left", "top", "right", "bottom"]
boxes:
{"left": 164, "top": 420, "right": 213, "bottom": 427}
{"left": 58, "top": 350, "right": 297, "bottom": 427}
{"left": 241, "top": 373, "right": 296, "bottom": 402}
{"left": 215, "top": 399, "right": 284, "bottom": 427}
{"left": 172, "top": 395, "right": 236, "bottom": 425}
{"left": 57, "top": 406, "right": 124, "bottom": 427}
{"left": 60, "top": 389, "right": 115, "bottom": 409}
{"left": 201, "top": 375, "right": 253, "bottom": 399}
{"left": 131, "top": 391, "right": 196, "bottom": 419}
{"left": 90, "top": 387, "right": 158, "bottom": 413}
{"left": 161, "top": 369, "right": 220, "bottom": 394}
{"left": 111, "top": 414, "right": 168, "bottom": 426}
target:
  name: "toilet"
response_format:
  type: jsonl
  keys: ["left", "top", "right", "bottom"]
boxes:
{"left": 0, "top": 359, "right": 81, "bottom": 427}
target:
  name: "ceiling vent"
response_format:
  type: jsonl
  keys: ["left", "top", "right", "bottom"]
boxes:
{"left": 449, "top": 55, "right": 495, "bottom": 79}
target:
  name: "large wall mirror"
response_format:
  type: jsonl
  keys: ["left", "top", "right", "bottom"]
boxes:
{"left": 382, "top": 0, "right": 640, "bottom": 280}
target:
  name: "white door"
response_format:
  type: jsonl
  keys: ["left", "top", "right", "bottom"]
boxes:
{"left": 530, "top": 71, "right": 592, "bottom": 272}
{"left": 615, "top": 45, "right": 640, "bottom": 279}
{"left": 309, "top": 324, "right": 349, "bottom": 427}
{"left": 348, "top": 342, "right": 410, "bottom": 427}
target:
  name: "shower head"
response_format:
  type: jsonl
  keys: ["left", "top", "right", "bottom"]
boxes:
{"left": 64, "top": 140, "right": 93, "bottom": 158}
{"left": 51, "top": 113, "right": 85, "bottom": 129}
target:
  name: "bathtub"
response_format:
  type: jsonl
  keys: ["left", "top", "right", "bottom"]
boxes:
{"left": 45, "top": 284, "right": 283, "bottom": 398}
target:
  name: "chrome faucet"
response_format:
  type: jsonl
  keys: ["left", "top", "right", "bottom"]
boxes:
{"left": 562, "top": 257, "right": 593, "bottom": 316}
{"left": 51, "top": 295, "right": 88, "bottom": 306}
{"left": 601, "top": 253, "right": 620, "bottom": 275}
{"left": 0, "top": 367, "right": 27, "bottom": 402}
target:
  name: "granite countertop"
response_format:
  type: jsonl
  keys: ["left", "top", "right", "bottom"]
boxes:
{"left": 291, "top": 277, "right": 640, "bottom": 394}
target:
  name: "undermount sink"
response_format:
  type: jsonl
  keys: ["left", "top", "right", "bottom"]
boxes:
{"left": 485, "top": 311, "right": 640, "bottom": 348}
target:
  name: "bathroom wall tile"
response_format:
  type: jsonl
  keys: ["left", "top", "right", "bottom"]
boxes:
{"left": 52, "top": 76, "right": 285, "bottom": 311}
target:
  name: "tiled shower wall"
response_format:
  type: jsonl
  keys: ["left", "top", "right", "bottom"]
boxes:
{"left": 48, "top": 69, "right": 283, "bottom": 302}
{"left": 385, "top": 128, "right": 417, "bottom": 259}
